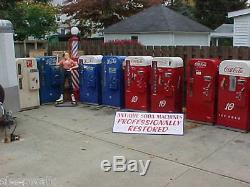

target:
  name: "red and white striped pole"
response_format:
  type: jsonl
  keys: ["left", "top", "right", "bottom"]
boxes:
{"left": 69, "top": 26, "right": 80, "bottom": 100}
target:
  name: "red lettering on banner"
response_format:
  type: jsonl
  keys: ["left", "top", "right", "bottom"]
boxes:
{"left": 114, "top": 112, "right": 184, "bottom": 135}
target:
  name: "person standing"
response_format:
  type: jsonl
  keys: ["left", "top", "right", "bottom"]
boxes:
{"left": 56, "top": 52, "right": 78, "bottom": 104}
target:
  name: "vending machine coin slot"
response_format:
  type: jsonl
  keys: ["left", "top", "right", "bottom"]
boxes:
{"left": 28, "top": 69, "right": 39, "bottom": 90}
{"left": 19, "top": 78, "right": 23, "bottom": 90}
{"left": 18, "top": 64, "right": 23, "bottom": 89}
{"left": 18, "top": 64, "right": 22, "bottom": 75}
{"left": 109, "top": 68, "right": 118, "bottom": 90}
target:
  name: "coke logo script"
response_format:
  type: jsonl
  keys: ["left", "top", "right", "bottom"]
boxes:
{"left": 194, "top": 61, "right": 207, "bottom": 68}
{"left": 224, "top": 66, "right": 243, "bottom": 74}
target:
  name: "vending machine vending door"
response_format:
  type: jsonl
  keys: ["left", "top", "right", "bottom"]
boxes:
{"left": 124, "top": 56, "right": 152, "bottom": 111}
{"left": 151, "top": 57, "right": 184, "bottom": 113}
{"left": 50, "top": 65, "right": 61, "bottom": 87}
{"left": 102, "top": 56, "right": 125, "bottom": 108}
{"left": 16, "top": 58, "right": 40, "bottom": 110}
{"left": 217, "top": 60, "right": 250, "bottom": 131}
{"left": 186, "top": 59, "right": 221, "bottom": 123}
{"left": 37, "top": 56, "right": 61, "bottom": 104}
{"left": 79, "top": 55, "right": 103, "bottom": 105}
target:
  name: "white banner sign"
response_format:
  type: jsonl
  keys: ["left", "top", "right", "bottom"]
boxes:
{"left": 113, "top": 112, "right": 184, "bottom": 135}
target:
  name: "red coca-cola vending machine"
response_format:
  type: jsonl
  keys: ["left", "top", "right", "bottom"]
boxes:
{"left": 186, "top": 58, "right": 221, "bottom": 124}
{"left": 217, "top": 60, "right": 250, "bottom": 131}
{"left": 124, "top": 56, "right": 153, "bottom": 111}
{"left": 151, "top": 57, "right": 184, "bottom": 113}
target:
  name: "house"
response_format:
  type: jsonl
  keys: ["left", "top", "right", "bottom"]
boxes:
{"left": 53, "top": 0, "right": 71, "bottom": 35}
{"left": 228, "top": 8, "right": 250, "bottom": 47}
{"left": 210, "top": 24, "right": 234, "bottom": 46}
{"left": 104, "top": 5, "right": 211, "bottom": 46}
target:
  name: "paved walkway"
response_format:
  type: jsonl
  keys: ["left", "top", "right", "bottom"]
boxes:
{"left": 1, "top": 105, "right": 250, "bottom": 187}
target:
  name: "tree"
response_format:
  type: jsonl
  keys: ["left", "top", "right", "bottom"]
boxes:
{"left": 62, "top": 0, "right": 165, "bottom": 37}
{"left": 195, "top": 0, "right": 247, "bottom": 29}
{"left": 0, "top": 0, "right": 22, "bottom": 19}
{"left": 7, "top": 1, "right": 58, "bottom": 40}
{"left": 170, "top": 0, "right": 195, "bottom": 19}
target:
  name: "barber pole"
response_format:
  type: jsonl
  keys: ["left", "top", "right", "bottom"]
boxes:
{"left": 69, "top": 27, "right": 80, "bottom": 100}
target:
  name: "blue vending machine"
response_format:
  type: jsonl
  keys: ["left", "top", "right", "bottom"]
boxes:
{"left": 79, "top": 55, "right": 103, "bottom": 105}
{"left": 102, "top": 56, "right": 126, "bottom": 108}
{"left": 37, "top": 56, "right": 61, "bottom": 104}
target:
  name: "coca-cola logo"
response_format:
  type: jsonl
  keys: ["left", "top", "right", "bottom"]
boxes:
{"left": 224, "top": 66, "right": 243, "bottom": 74}
{"left": 194, "top": 61, "right": 207, "bottom": 68}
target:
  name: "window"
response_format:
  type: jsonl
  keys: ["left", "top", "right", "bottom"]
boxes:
{"left": 61, "top": 28, "right": 65, "bottom": 35}
{"left": 131, "top": 36, "right": 138, "bottom": 42}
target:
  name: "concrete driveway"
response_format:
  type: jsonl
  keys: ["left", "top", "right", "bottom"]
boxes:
{"left": 1, "top": 105, "right": 250, "bottom": 187}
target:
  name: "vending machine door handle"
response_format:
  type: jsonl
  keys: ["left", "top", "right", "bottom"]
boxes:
{"left": 189, "top": 78, "right": 194, "bottom": 97}
{"left": 177, "top": 76, "right": 181, "bottom": 89}
{"left": 220, "top": 78, "right": 226, "bottom": 89}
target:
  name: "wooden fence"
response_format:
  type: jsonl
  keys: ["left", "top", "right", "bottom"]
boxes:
{"left": 48, "top": 43, "right": 250, "bottom": 64}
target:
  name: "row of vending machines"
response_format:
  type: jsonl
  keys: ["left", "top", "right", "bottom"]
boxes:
{"left": 15, "top": 56, "right": 250, "bottom": 131}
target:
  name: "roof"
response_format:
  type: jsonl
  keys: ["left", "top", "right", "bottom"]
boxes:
{"left": 228, "top": 8, "right": 250, "bottom": 18}
{"left": 0, "top": 20, "right": 13, "bottom": 33}
{"left": 214, "top": 24, "right": 234, "bottom": 33}
{"left": 104, "top": 5, "right": 211, "bottom": 34}
{"left": 211, "top": 24, "right": 233, "bottom": 38}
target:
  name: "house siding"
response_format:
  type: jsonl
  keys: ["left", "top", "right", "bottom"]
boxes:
{"left": 174, "top": 33, "right": 210, "bottom": 46}
{"left": 233, "top": 14, "right": 250, "bottom": 46}
{"left": 104, "top": 32, "right": 210, "bottom": 46}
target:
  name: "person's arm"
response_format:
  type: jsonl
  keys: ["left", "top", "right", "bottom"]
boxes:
{"left": 70, "top": 59, "right": 79, "bottom": 70}
{"left": 57, "top": 59, "right": 64, "bottom": 66}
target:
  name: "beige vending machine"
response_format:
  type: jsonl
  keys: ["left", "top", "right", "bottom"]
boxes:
{"left": 16, "top": 58, "right": 40, "bottom": 110}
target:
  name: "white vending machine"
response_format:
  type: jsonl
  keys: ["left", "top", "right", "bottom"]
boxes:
{"left": 16, "top": 58, "right": 40, "bottom": 110}
{"left": 0, "top": 20, "right": 20, "bottom": 113}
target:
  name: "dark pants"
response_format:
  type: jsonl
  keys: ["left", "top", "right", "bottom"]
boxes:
{"left": 60, "top": 69, "right": 73, "bottom": 95}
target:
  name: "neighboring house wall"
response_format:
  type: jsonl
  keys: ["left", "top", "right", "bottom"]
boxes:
{"left": 174, "top": 33, "right": 210, "bottom": 46}
{"left": 233, "top": 14, "right": 250, "bottom": 46}
{"left": 104, "top": 32, "right": 210, "bottom": 46}
{"left": 104, "top": 34, "right": 132, "bottom": 41}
